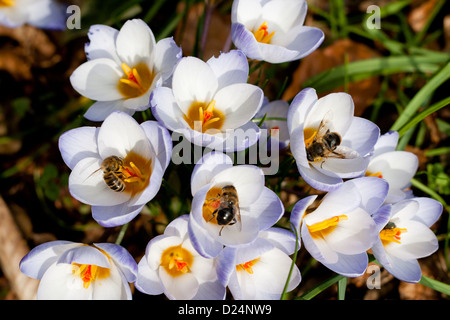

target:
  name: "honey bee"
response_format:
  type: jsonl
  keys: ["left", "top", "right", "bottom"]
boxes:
{"left": 206, "top": 185, "right": 242, "bottom": 236}
{"left": 101, "top": 156, "right": 127, "bottom": 192}
{"left": 305, "top": 111, "right": 344, "bottom": 164}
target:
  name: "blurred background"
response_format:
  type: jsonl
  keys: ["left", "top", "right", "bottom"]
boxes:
{"left": 0, "top": 0, "right": 449, "bottom": 300}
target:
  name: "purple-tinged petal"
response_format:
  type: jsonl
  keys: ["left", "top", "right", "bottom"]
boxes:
{"left": 207, "top": 49, "right": 249, "bottom": 89}
{"left": 94, "top": 243, "right": 138, "bottom": 282}
{"left": 58, "top": 127, "right": 99, "bottom": 170}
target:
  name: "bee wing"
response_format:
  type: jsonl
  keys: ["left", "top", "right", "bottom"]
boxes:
{"left": 83, "top": 167, "right": 102, "bottom": 183}
{"left": 234, "top": 206, "right": 242, "bottom": 232}
{"left": 315, "top": 110, "right": 333, "bottom": 140}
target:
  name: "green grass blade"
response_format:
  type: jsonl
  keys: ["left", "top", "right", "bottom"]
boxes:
{"left": 419, "top": 275, "right": 450, "bottom": 296}
{"left": 281, "top": 224, "right": 300, "bottom": 300}
{"left": 302, "top": 55, "right": 448, "bottom": 93}
{"left": 337, "top": 277, "right": 347, "bottom": 300}
{"left": 391, "top": 61, "right": 450, "bottom": 131}
{"left": 398, "top": 96, "right": 450, "bottom": 137}
{"left": 296, "top": 273, "right": 345, "bottom": 300}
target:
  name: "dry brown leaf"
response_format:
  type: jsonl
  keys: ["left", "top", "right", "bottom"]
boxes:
{"left": 407, "top": 0, "right": 440, "bottom": 33}
{"left": 282, "top": 38, "right": 381, "bottom": 116}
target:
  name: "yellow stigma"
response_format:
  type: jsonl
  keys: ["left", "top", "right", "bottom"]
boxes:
{"left": 161, "top": 245, "right": 194, "bottom": 277}
{"left": 304, "top": 127, "right": 317, "bottom": 147}
{"left": 184, "top": 100, "right": 225, "bottom": 133}
{"left": 366, "top": 171, "right": 383, "bottom": 179}
{"left": 236, "top": 258, "right": 260, "bottom": 274}
{"left": 380, "top": 227, "right": 407, "bottom": 246}
{"left": 307, "top": 215, "right": 348, "bottom": 239}
{"left": 253, "top": 22, "right": 275, "bottom": 44}
{"left": 118, "top": 62, "right": 154, "bottom": 99}
{"left": 0, "top": 0, "right": 15, "bottom": 7}
{"left": 122, "top": 151, "right": 152, "bottom": 196}
{"left": 71, "top": 246, "right": 111, "bottom": 289}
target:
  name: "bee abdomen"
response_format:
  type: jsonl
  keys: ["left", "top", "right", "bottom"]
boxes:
{"left": 103, "top": 172, "right": 126, "bottom": 192}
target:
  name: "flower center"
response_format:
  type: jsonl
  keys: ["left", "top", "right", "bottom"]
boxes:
{"left": 0, "top": 0, "right": 14, "bottom": 7}
{"left": 71, "top": 246, "right": 111, "bottom": 289}
{"left": 236, "top": 258, "right": 260, "bottom": 274}
{"left": 161, "top": 245, "right": 194, "bottom": 277}
{"left": 118, "top": 62, "right": 154, "bottom": 99}
{"left": 184, "top": 100, "right": 225, "bottom": 133}
{"left": 253, "top": 22, "right": 275, "bottom": 44}
{"left": 366, "top": 171, "right": 383, "bottom": 179}
{"left": 379, "top": 223, "right": 407, "bottom": 246}
{"left": 304, "top": 127, "right": 317, "bottom": 147}
{"left": 202, "top": 186, "right": 223, "bottom": 225}
{"left": 122, "top": 151, "right": 151, "bottom": 195}
{"left": 307, "top": 215, "right": 348, "bottom": 239}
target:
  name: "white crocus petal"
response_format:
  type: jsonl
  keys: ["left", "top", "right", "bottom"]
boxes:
{"left": 341, "top": 117, "right": 380, "bottom": 156}
{"left": 115, "top": 19, "right": 155, "bottom": 68}
{"left": 172, "top": 57, "right": 219, "bottom": 114}
{"left": 298, "top": 163, "right": 343, "bottom": 191}
{"left": 347, "top": 177, "right": 389, "bottom": 214}
{"left": 287, "top": 87, "right": 317, "bottom": 132}
{"left": 385, "top": 220, "right": 438, "bottom": 260}
{"left": 37, "top": 262, "right": 93, "bottom": 300}
{"left": 159, "top": 267, "right": 199, "bottom": 300}
{"left": 232, "top": 0, "right": 262, "bottom": 30}
{"left": 290, "top": 195, "right": 317, "bottom": 231}
{"left": 210, "top": 165, "right": 265, "bottom": 206}
{"left": 58, "top": 127, "right": 99, "bottom": 170}
{"left": 260, "top": 0, "right": 306, "bottom": 34}
{"left": 97, "top": 111, "right": 153, "bottom": 160}
{"left": 85, "top": 24, "right": 121, "bottom": 63}
{"left": 324, "top": 252, "right": 369, "bottom": 277}
{"left": 140, "top": 120, "right": 173, "bottom": 171}
{"left": 58, "top": 245, "right": 111, "bottom": 268}
{"left": 244, "top": 188, "right": 284, "bottom": 231}
{"left": 92, "top": 262, "right": 131, "bottom": 300}
{"left": 135, "top": 255, "right": 164, "bottom": 295}
{"left": 304, "top": 92, "right": 354, "bottom": 136}
{"left": 19, "top": 241, "right": 80, "bottom": 280}
{"left": 384, "top": 255, "right": 422, "bottom": 283}
{"left": 84, "top": 100, "right": 135, "bottom": 122}
{"left": 190, "top": 152, "right": 234, "bottom": 196}
{"left": 372, "top": 131, "right": 399, "bottom": 158}
{"left": 189, "top": 209, "right": 224, "bottom": 258}
{"left": 412, "top": 197, "right": 443, "bottom": 227}
{"left": 301, "top": 221, "right": 338, "bottom": 264}
{"left": 367, "top": 151, "right": 418, "bottom": 203}
{"left": 152, "top": 37, "right": 183, "bottom": 81}
{"left": 25, "top": 0, "right": 66, "bottom": 30}
{"left": 207, "top": 50, "right": 249, "bottom": 89}
{"left": 325, "top": 207, "right": 377, "bottom": 255}
{"left": 151, "top": 87, "right": 185, "bottom": 132}
{"left": 316, "top": 155, "right": 369, "bottom": 179}
{"left": 70, "top": 59, "right": 124, "bottom": 101}
{"left": 216, "top": 83, "right": 263, "bottom": 130}
{"left": 94, "top": 243, "right": 138, "bottom": 283}
{"left": 92, "top": 202, "right": 143, "bottom": 228}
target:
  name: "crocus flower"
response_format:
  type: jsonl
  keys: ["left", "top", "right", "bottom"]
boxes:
{"left": 0, "top": 0, "right": 66, "bottom": 29}
{"left": 151, "top": 50, "right": 264, "bottom": 152}
{"left": 371, "top": 197, "right": 442, "bottom": 283}
{"left": 291, "top": 177, "right": 388, "bottom": 277}
{"left": 19, "top": 241, "right": 137, "bottom": 300}
{"left": 231, "top": 0, "right": 324, "bottom": 63}
{"left": 70, "top": 19, "right": 182, "bottom": 121}
{"left": 217, "top": 227, "right": 301, "bottom": 300}
{"left": 365, "top": 131, "right": 418, "bottom": 203}
{"left": 287, "top": 88, "right": 380, "bottom": 191}
{"left": 188, "top": 152, "right": 284, "bottom": 258}
{"left": 255, "top": 98, "right": 290, "bottom": 150}
{"left": 135, "top": 215, "right": 226, "bottom": 300}
{"left": 58, "top": 111, "right": 172, "bottom": 227}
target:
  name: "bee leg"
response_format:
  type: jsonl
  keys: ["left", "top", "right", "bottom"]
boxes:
{"left": 208, "top": 209, "right": 218, "bottom": 222}
{"left": 219, "top": 226, "right": 224, "bottom": 236}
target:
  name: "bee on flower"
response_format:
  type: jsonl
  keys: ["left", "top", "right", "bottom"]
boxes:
{"left": 70, "top": 19, "right": 182, "bottom": 121}
{"left": 58, "top": 111, "right": 172, "bottom": 227}
{"left": 188, "top": 152, "right": 284, "bottom": 258}
{"left": 19, "top": 241, "right": 137, "bottom": 300}
{"left": 135, "top": 215, "right": 226, "bottom": 300}
{"left": 287, "top": 87, "right": 380, "bottom": 191}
